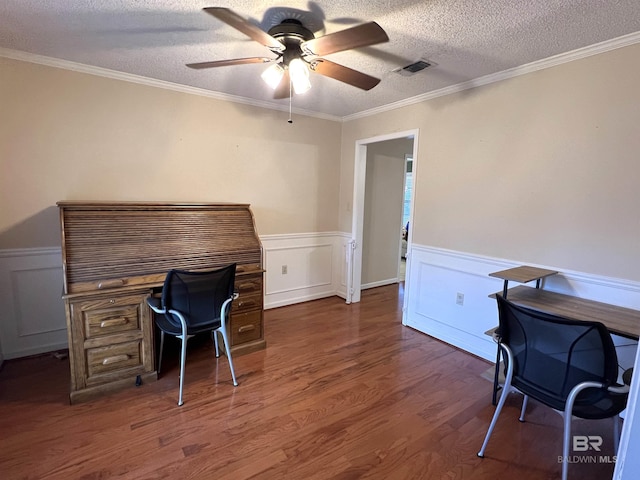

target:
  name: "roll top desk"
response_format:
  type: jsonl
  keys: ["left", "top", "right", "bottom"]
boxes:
{"left": 58, "top": 202, "right": 265, "bottom": 403}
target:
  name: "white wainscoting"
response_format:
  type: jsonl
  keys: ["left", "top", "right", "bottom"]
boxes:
{"left": 4, "top": 241, "right": 637, "bottom": 366}
{"left": 404, "top": 245, "right": 640, "bottom": 366}
{"left": 0, "top": 235, "right": 352, "bottom": 359}
{"left": 0, "top": 248, "right": 68, "bottom": 360}
{"left": 261, "top": 232, "right": 349, "bottom": 309}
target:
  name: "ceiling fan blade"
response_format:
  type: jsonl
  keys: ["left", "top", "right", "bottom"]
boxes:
{"left": 273, "top": 70, "right": 291, "bottom": 99}
{"left": 310, "top": 59, "right": 381, "bottom": 91}
{"left": 186, "top": 57, "right": 273, "bottom": 69}
{"left": 301, "top": 22, "right": 388, "bottom": 57}
{"left": 204, "top": 7, "right": 284, "bottom": 52}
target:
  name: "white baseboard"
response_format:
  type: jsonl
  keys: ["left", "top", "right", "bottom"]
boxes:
{"left": 264, "top": 291, "right": 338, "bottom": 310}
{"left": 362, "top": 278, "right": 398, "bottom": 290}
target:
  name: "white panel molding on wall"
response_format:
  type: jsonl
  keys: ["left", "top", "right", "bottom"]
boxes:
{"left": 404, "top": 245, "right": 640, "bottom": 363}
{"left": 261, "top": 232, "right": 349, "bottom": 309}
{"left": 0, "top": 235, "right": 352, "bottom": 359}
{"left": 0, "top": 248, "right": 68, "bottom": 360}
{"left": 3, "top": 241, "right": 636, "bottom": 363}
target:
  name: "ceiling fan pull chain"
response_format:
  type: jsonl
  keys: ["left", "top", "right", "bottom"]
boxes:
{"left": 288, "top": 75, "right": 293, "bottom": 124}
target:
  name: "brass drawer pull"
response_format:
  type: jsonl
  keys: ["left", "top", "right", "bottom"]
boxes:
{"left": 238, "top": 325, "right": 255, "bottom": 333}
{"left": 100, "top": 317, "right": 129, "bottom": 328}
{"left": 237, "top": 300, "right": 256, "bottom": 308}
{"left": 97, "top": 279, "right": 125, "bottom": 289}
{"left": 102, "top": 354, "right": 130, "bottom": 365}
{"left": 237, "top": 282, "right": 257, "bottom": 291}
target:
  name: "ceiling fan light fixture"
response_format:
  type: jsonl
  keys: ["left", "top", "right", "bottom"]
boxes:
{"left": 192, "top": 8, "right": 389, "bottom": 98}
{"left": 261, "top": 63, "right": 285, "bottom": 89}
{"left": 289, "top": 58, "right": 311, "bottom": 94}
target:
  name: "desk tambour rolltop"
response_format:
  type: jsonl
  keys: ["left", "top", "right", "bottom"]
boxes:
{"left": 58, "top": 201, "right": 266, "bottom": 403}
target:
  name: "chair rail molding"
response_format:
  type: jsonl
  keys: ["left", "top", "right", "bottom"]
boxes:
{"left": 0, "top": 247, "right": 68, "bottom": 359}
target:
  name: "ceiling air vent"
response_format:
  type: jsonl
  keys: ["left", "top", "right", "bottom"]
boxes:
{"left": 393, "top": 59, "right": 435, "bottom": 77}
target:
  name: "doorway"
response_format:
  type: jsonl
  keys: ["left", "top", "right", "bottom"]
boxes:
{"left": 399, "top": 154, "right": 413, "bottom": 282}
{"left": 347, "top": 129, "right": 419, "bottom": 325}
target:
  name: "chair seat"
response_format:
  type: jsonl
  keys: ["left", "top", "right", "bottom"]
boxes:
{"left": 513, "top": 353, "right": 627, "bottom": 418}
{"left": 155, "top": 314, "right": 222, "bottom": 336}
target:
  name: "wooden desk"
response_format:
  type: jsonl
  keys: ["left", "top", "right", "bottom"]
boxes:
{"left": 487, "top": 281, "right": 640, "bottom": 405}
{"left": 58, "top": 201, "right": 266, "bottom": 403}
{"left": 496, "top": 285, "right": 640, "bottom": 340}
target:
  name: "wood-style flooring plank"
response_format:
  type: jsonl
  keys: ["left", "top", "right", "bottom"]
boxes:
{"left": 0, "top": 284, "right": 618, "bottom": 479}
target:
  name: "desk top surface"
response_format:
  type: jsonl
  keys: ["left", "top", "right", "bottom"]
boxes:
{"left": 489, "top": 266, "right": 558, "bottom": 283}
{"left": 495, "top": 285, "right": 640, "bottom": 339}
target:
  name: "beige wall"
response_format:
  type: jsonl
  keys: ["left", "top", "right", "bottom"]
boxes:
{"left": 0, "top": 57, "right": 342, "bottom": 249}
{"left": 3, "top": 43, "right": 640, "bottom": 282}
{"left": 341, "top": 43, "right": 640, "bottom": 282}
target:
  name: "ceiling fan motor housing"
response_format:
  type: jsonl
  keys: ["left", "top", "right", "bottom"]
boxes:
{"left": 268, "top": 19, "right": 315, "bottom": 65}
{"left": 268, "top": 19, "right": 315, "bottom": 42}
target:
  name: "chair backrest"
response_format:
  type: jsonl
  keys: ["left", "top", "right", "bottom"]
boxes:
{"left": 161, "top": 264, "right": 236, "bottom": 329}
{"left": 496, "top": 295, "right": 625, "bottom": 417}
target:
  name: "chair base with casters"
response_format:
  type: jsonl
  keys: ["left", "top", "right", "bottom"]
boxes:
{"left": 147, "top": 264, "right": 240, "bottom": 406}
{"left": 477, "top": 296, "right": 630, "bottom": 480}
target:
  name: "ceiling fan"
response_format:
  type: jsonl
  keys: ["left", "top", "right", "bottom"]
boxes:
{"left": 186, "top": 7, "right": 389, "bottom": 98}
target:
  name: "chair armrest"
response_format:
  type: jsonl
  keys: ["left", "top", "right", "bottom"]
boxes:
{"left": 608, "top": 383, "right": 630, "bottom": 394}
{"left": 146, "top": 296, "right": 165, "bottom": 314}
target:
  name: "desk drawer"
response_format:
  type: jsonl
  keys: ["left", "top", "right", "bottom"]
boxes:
{"left": 231, "top": 310, "right": 262, "bottom": 346}
{"left": 76, "top": 294, "right": 145, "bottom": 339}
{"left": 233, "top": 292, "right": 262, "bottom": 313}
{"left": 84, "top": 306, "right": 141, "bottom": 338}
{"left": 86, "top": 341, "right": 143, "bottom": 378}
{"left": 235, "top": 275, "right": 262, "bottom": 296}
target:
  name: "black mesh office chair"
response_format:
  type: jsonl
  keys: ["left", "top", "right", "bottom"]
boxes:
{"left": 477, "top": 295, "right": 629, "bottom": 480}
{"left": 147, "top": 264, "right": 239, "bottom": 406}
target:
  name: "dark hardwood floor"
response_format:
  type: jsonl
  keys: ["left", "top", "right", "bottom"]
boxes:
{"left": 0, "top": 284, "right": 618, "bottom": 479}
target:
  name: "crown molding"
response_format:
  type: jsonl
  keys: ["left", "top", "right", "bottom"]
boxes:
{"left": 2, "top": 29, "right": 639, "bottom": 124}
{"left": 342, "top": 30, "right": 640, "bottom": 122}
{"left": 0, "top": 47, "right": 342, "bottom": 123}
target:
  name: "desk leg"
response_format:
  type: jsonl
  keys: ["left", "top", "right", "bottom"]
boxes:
{"left": 495, "top": 280, "right": 506, "bottom": 405}
{"left": 492, "top": 341, "right": 502, "bottom": 405}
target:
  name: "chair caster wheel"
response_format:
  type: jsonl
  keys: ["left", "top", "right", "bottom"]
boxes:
{"left": 135, "top": 375, "right": 142, "bottom": 387}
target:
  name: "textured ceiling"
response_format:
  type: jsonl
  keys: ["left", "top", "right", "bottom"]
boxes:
{"left": 1, "top": 1, "right": 640, "bottom": 119}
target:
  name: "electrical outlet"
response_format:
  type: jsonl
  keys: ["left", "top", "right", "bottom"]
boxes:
{"left": 281, "top": 265, "right": 288, "bottom": 275}
{"left": 456, "top": 292, "right": 464, "bottom": 306}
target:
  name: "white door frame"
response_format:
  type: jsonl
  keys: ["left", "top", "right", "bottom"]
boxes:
{"left": 347, "top": 129, "right": 419, "bottom": 323}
